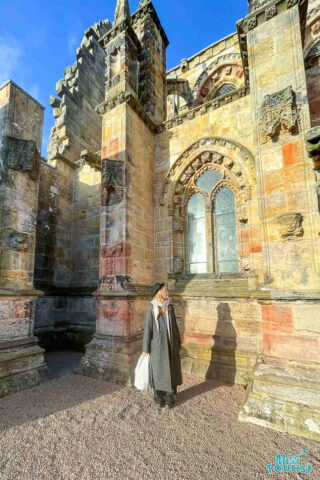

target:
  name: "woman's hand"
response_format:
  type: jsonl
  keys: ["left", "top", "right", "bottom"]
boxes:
{"left": 142, "top": 352, "right": 149, "bottom": 356}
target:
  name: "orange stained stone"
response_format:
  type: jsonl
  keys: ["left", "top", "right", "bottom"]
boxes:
{"left": 262, "top": 304, "right": 294, "bottom": 333}
{"left": 282, "top": 141, "right": 304, "bottom": 166}
{"left": 263, "top": 332, "right": 320, "bottom": 362}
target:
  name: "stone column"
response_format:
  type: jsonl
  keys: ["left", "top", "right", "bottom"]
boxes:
{"left": 238, "top": 1, "right": 320, "bottom": 441}
{"left": 0, "top": 81, "right": 48, "bottom": 398}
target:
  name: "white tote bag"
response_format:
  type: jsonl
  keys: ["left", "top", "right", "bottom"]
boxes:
{"left": 134, "top": 354, "right": 152, "bottom": 392}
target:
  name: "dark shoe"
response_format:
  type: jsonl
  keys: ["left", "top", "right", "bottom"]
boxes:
{"left": 164, "top": 403, "right": 174, "bottom": 410}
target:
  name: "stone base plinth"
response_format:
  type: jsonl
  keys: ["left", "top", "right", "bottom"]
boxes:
{"left": 239, "top": 356, "right": 320, "bottom": 442}
{"left": 0, "top": 337, "right": 50, "bottom": 398}
{"left": 76, "top": 332, "right": 142, "bottom": 386}
{"left": 181, "top": 343, "right": 257, "bottom": 385}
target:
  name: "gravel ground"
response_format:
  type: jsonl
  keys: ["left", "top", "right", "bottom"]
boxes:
{"left": 0, "top": 351, "right": 319, "bottom": 480}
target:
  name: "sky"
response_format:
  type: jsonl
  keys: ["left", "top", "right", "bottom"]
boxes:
{"left": 0, "top": 0, "right": 248, "bottom": 157}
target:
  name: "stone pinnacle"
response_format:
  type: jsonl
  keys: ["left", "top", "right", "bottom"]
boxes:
{"left": 139, "top": 0, "right": 151, "bottom": 7}
{"left": 114, "top": 0, "right": 131, "bottom": 25}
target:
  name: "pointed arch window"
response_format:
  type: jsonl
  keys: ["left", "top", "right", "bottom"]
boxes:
{"left": 187, "top": 170, "right": 239, "bottom": 274}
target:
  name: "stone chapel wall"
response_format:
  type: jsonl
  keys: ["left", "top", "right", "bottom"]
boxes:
{"left": 34, "top": 20, "right": 111, "bottom": 350}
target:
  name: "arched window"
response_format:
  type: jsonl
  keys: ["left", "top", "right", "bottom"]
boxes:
{"left": 187, "top": 171, "right": 239, "bottom": 274}
{"left": 213, "top": 84, "right": 237, "bottom": 99}
{"left": 215, "top": 187, "right": 238, "bottom": 273}
{"left": 188, "top": 194, "right": 206, "bottom": 273}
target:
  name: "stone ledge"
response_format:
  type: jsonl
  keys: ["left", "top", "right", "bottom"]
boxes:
{"left": 239, "top": 356, "right": 320, "bottom": 442}
{"left": 0, "top": 289, "right": 44, "bottom": 297}
{"left": 157, "top": 87, "right": 250, "bottom": 133}
{"left": 96, "top": 90, "right": 158, "bottom": 133}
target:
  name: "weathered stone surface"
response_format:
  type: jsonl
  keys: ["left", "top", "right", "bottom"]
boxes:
{"left": 2, "top": 0, "right": 320, "bottom": 445}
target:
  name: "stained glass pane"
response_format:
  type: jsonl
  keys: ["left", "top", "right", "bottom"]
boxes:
{"left": 215, "top": 187, "right": 238, "bottom": 273}
{"left": 196, "top": 170, "right": 222, "bottom": 194}
{"left": 213, "top": 84, "right": 237, "bottom": 99}
{"left": 188, "top": 194, "right": 206, "bottom": 273}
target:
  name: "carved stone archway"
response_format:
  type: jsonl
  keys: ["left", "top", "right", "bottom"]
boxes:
{"left": 160, "top": 136, "right": 256, "bottom": 275}
{"left": 192, "top": 53, "right": 244, "bottom": 106}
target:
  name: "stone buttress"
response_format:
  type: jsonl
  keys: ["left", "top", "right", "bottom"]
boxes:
{"left": 77, "top": 0, "right": 168, "bottom": 383}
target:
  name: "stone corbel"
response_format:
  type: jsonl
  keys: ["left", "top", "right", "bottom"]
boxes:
{"left": 304, "top": 126, "right": 320, "bottom": 158}
{"left": 77, "top": 150, "right": 101, "bottom": 171}
{"left": 276, "top": 212, "right": 304, "bottom": 241}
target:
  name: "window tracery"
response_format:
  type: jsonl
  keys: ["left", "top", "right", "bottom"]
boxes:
{"left": 160, "top": 137, "right": 256, "bottom": 277}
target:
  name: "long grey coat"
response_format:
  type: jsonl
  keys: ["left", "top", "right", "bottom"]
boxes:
{"left": 142, "top": 303, "right": 183, "bottom": 392}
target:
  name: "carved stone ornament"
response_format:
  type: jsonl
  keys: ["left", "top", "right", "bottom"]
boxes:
{"left": 102, "top": 159, "right": 124, "bottom": 188}
{"left": 160, "top": 137, "right": 256, "bottom": 210}
{"left": 101, "top": 159, "right": 125, "bottom": 206}
{"left": 276, "top": 212, "right": 304, "bottom": 241}
{"left": 99, "top": 275, "right": 132, "bottom": 291}
{"left": 8, "top": 232, "right": 29, "bottom": 251}
{"left": 265, "top": 5, "right": 277, "bottom": 19}
{"left": 304, "top": 127, "right": 320, "bottom": 156}
{"left": 258, "top": 86, "right": 299, "bottom": 143}
{"left": 1, "top": 136, "right": 40, "bottom": 180}
{"left": 249, "top": 0, "right": 271, "bottom": 13}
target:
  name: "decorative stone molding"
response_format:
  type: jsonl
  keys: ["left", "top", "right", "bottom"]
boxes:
{"left": 307, "top": 4, "right": 320, "bottom": 22}
{"left": 265, "top": 5, "right": 277, "bottom": 19}
{"left": 96, "top": 91, "right": 157, "bottom": 133}
{"left": 159, "top": 86, "right": 249, "bottom": 133}
{"left": 160, "top": 137, "right": 256, "bottom": 219}
{"left": 258, "top": 86, "right": 300, "bottom": 143}
{"left": 276, "top": 212, "right": 304, "bottom": 240}
{"left": 0, "top": 136, "right": 41, "bottom": 181}
{"left": 305, "top": 127, "right": 320, "bottom": 156}
{"left": 249, "top": 0, "right": 272, "bottom": 12}
{"left": 237, "top": 0, "right": 308, "bottom": 84}
{"left": 192, "top": 53, "right": 243, "bottom": 99}
{"left": 99, "top": 275, "right": 133, "bottom": 292}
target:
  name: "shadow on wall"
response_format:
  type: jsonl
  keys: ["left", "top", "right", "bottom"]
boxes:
{"left": 176, "top": 302, "right": 237, "bottom": 406}
{"left": 206, "top": 303, "right": 237, "bottom": 385}
{"left": 177, "top": 301, "right": 237, "bottom": 404}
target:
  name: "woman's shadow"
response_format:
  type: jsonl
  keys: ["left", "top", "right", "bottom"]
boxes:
{"left": 177, "top": 303, "right": 237, "bottom": 406}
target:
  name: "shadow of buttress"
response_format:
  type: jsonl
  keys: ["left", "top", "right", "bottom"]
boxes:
{"left": 177, "top": 302, "right": 237, "bottom": 406}
{"left": 206, "top": 302, "right": 237, "bottom": 385}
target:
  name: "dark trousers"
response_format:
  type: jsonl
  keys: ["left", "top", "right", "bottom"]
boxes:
{"left": 154, "top": 386, "right": 177, "bottom": 406}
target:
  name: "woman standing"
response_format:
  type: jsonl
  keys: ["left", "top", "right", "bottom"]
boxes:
{"left": 142, "top": 282, "right": 183, "bottom": 410}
